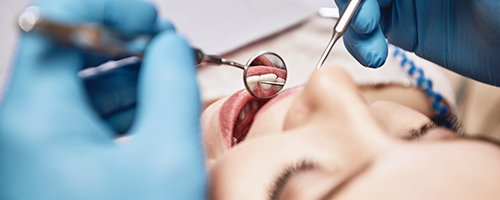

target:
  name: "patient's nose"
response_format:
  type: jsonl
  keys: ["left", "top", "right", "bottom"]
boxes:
{"left": 285, "top": 67, "right": 371, "bottom": 129}
{"left": 284, "top": 67, "right": 396, "bottom": 156}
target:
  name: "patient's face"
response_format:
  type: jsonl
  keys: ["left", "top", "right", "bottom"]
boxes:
{"left": 202, "top": 67, "right": 442, "bottom": 161}
{"left": 202, "top": 68, "right": 500, "bottom": 200}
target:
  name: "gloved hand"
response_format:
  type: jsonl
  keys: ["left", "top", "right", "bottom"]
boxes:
{"left": 334, "top": 0, "right": 500, "bottom": 86}
{"left": 0, "top": 0, "right": 206, "bottom": 199}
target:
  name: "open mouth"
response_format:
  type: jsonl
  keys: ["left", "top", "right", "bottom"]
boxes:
{"left": 219, "top": 67, "right": 287, "bottom": 147}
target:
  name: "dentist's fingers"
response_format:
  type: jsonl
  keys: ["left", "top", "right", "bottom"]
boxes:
{"left": 0, "top": 0, "right": 166, "bottom": 141}
{"left": 127, "top": 33, "right": 205, "bottom": 193}
{"left": 343, "top": 25, "right": 388, "bottom": 68}
{"left": 334, "top": 0, "right": 380, "bottom": 35}
{"left": 0, "top": 33, "right": 110, "bottom": 141}
{"left": 334, "top": 0, "right": 387, "bottom": 68}
{"left": 35, "top": 0, "right": 173, "bottom": 67}
{"left": 131, "top": 31, "right": 202, "bottom": 147}
{"left": 83, "top": 19, "right": 176, "bottom": 69}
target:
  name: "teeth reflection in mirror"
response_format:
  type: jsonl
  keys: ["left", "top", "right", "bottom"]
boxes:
{"left": 246, "top": 76, "right": 260, "bottom": 91}
{"left": 260, "top": 82, "right": 272, "bottom": 90}
{"left": 260, "top": 73, "right": 277, "bottom": 82}
{"left": 276, "top": 77, "right": 285, "bottom": 83}
{"left": 259, "top": 73, "right": 277, "bottom": 90}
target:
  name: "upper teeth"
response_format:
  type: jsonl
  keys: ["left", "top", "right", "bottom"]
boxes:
{"left": 246, "top": 73, "right": 283, "bottom": 91}
{"left": 276, "top": 77, "right": 285, "bottom": 83}
{"left": 246, "top": 75, "right": 260, "bottom": 91}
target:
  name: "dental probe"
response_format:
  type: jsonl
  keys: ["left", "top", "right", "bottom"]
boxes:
{"left": 315, "top": 0, "right": 363, "bottom": 70}
{"left": 18, "top": 6, "right": 136, "bottom": 58}
{"left": 257, "top": 81, "right": 285, "bottom": 86}
{"left": 193, "top": 48, "right": 245, "bottom": 70}
{"left": 17, "top": 6, "right": 282, "bottom": 85}
{"left": 17, "top": 6, "right": 225, "bottom": 67}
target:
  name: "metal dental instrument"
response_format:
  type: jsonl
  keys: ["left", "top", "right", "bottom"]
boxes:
{"left": 17, "top": 6, "right": 288, "bottom": 99}
{"left": 194, "top": 49, "right": 245, "bottom": 70}
{"left": 18, "top": 6, "right": 138, "bottom": 57}
{"left": 195, "top": 49, "right": 288, "bottom": 99}
{"left": 315, "top": 0, "right": 362, "bottom": 70}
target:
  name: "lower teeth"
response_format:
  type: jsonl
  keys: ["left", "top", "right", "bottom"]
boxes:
{"left": 233, "top": 101, "right": 262, "bottom": 145}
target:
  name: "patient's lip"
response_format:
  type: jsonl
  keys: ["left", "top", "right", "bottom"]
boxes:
{"left": 219, "top": 89, "right": 256, "bottom": 147}
{"left": 218, "top": 66, "right": 286, "bottom": 147}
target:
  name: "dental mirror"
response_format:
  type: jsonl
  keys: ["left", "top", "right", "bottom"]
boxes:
{"left": 244, "top": 52, "right": 287, "bottom": 99}
{"left": 17, "top": 8, "right": 288, "bottom": 100}
{"left": 197, "top": 50, "right": 288, "bottom": 99}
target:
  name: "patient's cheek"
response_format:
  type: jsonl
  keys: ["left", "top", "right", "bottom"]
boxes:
{"left": 283, "top": 99, "right": 311, "bottom": 131}
{"left": 201, "top": 99, "right": 229, "bottom": 160}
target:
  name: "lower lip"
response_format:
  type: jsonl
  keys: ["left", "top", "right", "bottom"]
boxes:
{"left": 218, "top": 89, "right": 258, "bottom": 147}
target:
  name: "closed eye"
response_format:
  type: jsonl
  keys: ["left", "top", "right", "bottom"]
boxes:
{"left": 406, "top": 111, "right": 463, "bottom": 140}
{"left": 405, "top": 122, "right": 438, "bottom": 140}
{"left": 268, "top": 159, "right": 319, "bottom": 200}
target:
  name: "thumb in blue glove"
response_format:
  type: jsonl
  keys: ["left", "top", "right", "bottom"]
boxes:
{"left": 334, "top": 0, "right": 389, "bottom": 68}
{"left": 0, "top": 0, "right": 206, "bottom": 199}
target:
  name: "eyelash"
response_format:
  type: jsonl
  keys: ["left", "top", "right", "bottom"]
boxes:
{"left": 268, "top": 159, "right": 319, "bottom": 200}
{"left": 431, "top": 111, "right": 463, "bottom": 135}
{"left": 406, "top": 122, "right": 438, "bottom": 140}
{"left": 406, "top": 111, "right": 465, "bottom": 140}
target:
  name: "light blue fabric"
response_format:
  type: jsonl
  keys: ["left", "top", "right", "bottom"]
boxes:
{"left": 0, "top": 0, "right": 206, "bottom": 199}
{"left": 335, "top": 0, "right": 500, "bottom": 86}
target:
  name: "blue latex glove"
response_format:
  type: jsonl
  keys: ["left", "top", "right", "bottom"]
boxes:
{"left": 334, "top": 0, "right": 500, "bottom": 86}
{"left": 0, "top": 0, "right": 206, "bottom": 199}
